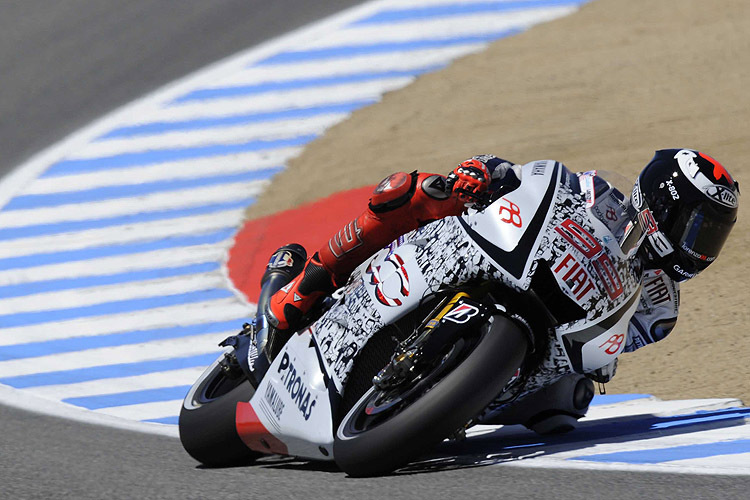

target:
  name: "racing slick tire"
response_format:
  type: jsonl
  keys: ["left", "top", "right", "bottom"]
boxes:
{"left": 179, "top": 353, "right": 261, "bottom": 466}
{"left": 334, "top": 314, "right": 528, "bottom": 477}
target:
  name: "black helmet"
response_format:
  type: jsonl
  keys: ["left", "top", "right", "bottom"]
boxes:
{"left": 632, "top": 149, "right": 739, "bottom": 282}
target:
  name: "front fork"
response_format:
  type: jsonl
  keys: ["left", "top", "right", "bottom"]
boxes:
{"left": 373, "top": 292, "right": 503, "bottom": 391}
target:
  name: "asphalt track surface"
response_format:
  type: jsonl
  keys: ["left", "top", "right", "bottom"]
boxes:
{"left": 0, "top": 0, "right": 364, "bottom": 178}
{"left": 1, "top": 2, "right": 750, "bottom": 498}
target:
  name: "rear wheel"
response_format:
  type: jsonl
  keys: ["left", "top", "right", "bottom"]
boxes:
{"left": 334, "top": 315, "right": 528, "bottom": 477}
{"left": 179, "top": 353, "right": 261, "bottom": 466}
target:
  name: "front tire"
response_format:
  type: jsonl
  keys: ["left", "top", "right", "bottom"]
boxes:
{"left": 333, "top": 315, "right": 528, "bottom": 477}
{"left": 179, "top": 353, "right": 261, "bottom": 466}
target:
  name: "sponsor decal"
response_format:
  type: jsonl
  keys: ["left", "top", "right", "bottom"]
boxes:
{"left": 498, "top": 198, "right": 523, "bottom": 227}
{"left": 279, "top": 278, "right": 296, "bottom": 294}
{"left": 443, "top": 303, "right": 480, "bottom": 324}
{"left": 366, "top": 253, "right": 410, "bottom": 307}
{"left": 643, "top": 273, "right": 671, "bottom": 306}
{"left": 531, "top": 161, "right": 547, "bottom": 176}
{"left": 264, "top": 383, "right": 285, "bottom": 420}
{"left": 277, "top": 353, "right": 317, "bottom": 421}
{"left": 680, "top": 242, "right": 714, "bottom": 262}
{"left": 579, "top": 170, "right": 597, "bottom": 208}
{"left": 672, "top": 263, "right": 696, "bottom": 279}
{"left": 704, "top": 184, "right": 738, "bottom": 208}
{"left": 553, "top": 252, "right": 596, "bottom": 301}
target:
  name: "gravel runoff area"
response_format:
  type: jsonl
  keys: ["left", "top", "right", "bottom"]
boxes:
{"left": 247, "top": 0, "right": 750, "bottom": 404}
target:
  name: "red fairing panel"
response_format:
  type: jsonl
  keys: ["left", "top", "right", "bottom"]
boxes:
{"left": 236, "top": 402, "right": 289, "bottom": 456}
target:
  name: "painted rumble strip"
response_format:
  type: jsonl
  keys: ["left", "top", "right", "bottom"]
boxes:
{"left": 0, "top": 0, "right": 588, "bottom": 426}
{"left": 3, "top": 0, "right": 749, "bottom": 474}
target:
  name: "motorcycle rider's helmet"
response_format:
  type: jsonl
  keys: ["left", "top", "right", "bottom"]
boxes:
{"left": 631, "top": 149, "right": 740, "bottom": 282}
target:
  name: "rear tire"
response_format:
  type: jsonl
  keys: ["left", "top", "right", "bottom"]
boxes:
{"left": 179, "top": 354, "right": 262, "bottom": 466}
{"left": 333, "top": 315, "right": 528, "bottom": 477}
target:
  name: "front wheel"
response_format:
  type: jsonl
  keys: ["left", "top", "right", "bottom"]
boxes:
{"left": 179, "top": 353, "right": 261, "bottom": 466}
{"left": 333, "top": 315, "right": 528, "bottom": 477}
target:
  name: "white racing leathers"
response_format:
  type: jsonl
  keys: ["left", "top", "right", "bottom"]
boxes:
{"left": 626, "top": 269, "right": 680, "bottom": 352}
{"left": 579, "top": 169, "right": 680, "bottom": 354}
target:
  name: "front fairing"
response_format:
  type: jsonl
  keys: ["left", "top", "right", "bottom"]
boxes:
{"left": 458, "top": 161, "right": 643, "bottom": 373}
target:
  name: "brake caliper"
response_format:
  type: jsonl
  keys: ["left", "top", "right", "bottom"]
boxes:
{"left": 372, "top": 293, "right": 490, "bottom": 390}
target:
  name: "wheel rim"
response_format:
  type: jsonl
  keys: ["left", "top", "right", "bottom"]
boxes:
{"left": 184, "top": 356, "right": 248, "bottom": 410}
{"left": 339, "top": 335, "right": 477, "bottom": 438}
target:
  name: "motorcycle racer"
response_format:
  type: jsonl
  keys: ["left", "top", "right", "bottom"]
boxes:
{"left": 259, "top": 149, "right": 740, "bottom": 386}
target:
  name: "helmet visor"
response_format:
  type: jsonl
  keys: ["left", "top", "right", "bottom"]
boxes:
{"left": 618, "top": 206, "right": 646, "bottom": 258}
{"left": 670, "top": 204, "right": 735, "bottom": 262}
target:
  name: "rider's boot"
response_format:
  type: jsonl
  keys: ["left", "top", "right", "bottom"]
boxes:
{"left": 251, "top": 243, "right": 307, "bottom": 379}
{"left": 264, "top": 252, "right": 337, "bottom": 359}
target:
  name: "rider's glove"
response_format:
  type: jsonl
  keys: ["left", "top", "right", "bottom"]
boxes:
{"left": 586, "top": 358, "right": 618, "bottom": 384}
{"left": 446, "top": 158, "right": 491, "bottom": 204}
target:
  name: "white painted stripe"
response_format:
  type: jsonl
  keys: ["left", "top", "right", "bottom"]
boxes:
{"left": 584, "top": 397, "right": 743, "bottom": 421}
{"left": 557, "top": 423, "right": 750, "bottom": 461}
{"left": 0, "top": 272, "right": 226, "bottom": 314}
{"left": 70, "top": 114, "right": 344, "bottom": 160}
{"left": 304, "top": 8, "right": 575, "bottom": 49}
{"left": 215, "top": 45, "right": 484, "bottom": 88}
{"left": 672, "top": 452, "right": 750, "bottom": 469}
{"left": 94, "top": 399, "right": 182, "bottom": 421}
{"left": 0, "top": 383, "right": 178, "bottom": 437}
{"left": 23, "top": 149, "right": 299, "bottom": 195}
{"left": 145, "top": 78, "right": 414, "bottom": 122}
{"left": 0, "top": 209, "right": 245, "bottom": 260}
{"left": 377, "top": 0, "right": 530, "bottom": 7}
{"left": 0, "top": 333, "right": 227, "bottom": 378}
{"left": 503, "top": 454, "right": 750, "bottom": 476}
{"left": 0, "top": 298, "right": 252, "bottom": 346}
{"left": 0, "top": 181, "right": 266, "bottom": 228}
{"left": 27, "top": 367, "right": 206, "bottom": 399}
{"left": 0, "top": 244, "right": 225, "bottom": 286}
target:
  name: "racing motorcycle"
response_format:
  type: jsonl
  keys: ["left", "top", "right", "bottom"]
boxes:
{"left": 179, "top": 160, "right": 645, "bottom": 476}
